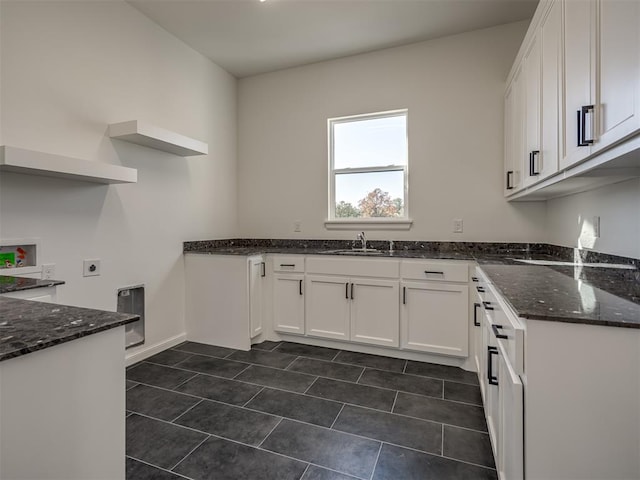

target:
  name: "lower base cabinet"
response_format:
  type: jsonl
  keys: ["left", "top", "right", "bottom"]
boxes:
{"left": 304, "top": 275, "right": 399, "bottom": 347}
{"left": 400, "top": 281, "right": 469, "bottom": 356}
{"left": 272, "top": 273, "right": 305, "bottom": 334}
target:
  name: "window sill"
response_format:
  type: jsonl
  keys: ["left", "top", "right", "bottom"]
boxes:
{"left": 324, "top": 218, "right": 413, "bottom": 231}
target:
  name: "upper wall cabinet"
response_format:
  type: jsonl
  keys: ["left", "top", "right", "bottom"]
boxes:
{"left": 109, "top": 121, "right": 209, "bottom": 157}
{"left": 504, "top": 0, "right": 640, "bottom": 199}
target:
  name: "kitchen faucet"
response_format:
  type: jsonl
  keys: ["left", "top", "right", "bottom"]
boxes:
{"left": 357, "top": 231, "right": 367, "bottom": 250}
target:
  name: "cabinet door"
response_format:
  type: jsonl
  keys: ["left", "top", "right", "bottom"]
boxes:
{"left": 504, "top": 68, "right": 524, "bottom": 195}
{"left": 305, "top": 275, "right": 350, "bottom": 340}
{"left": 273, "top": 273, "right": 305, "bottom": 335}
{"left": 596, "top": 0, "right": 640, "bottom": 152}
{"left": 400, "top": 282, "right": 469, "bottom": 356}
{"left": 350, "top": 278, "right": 399, "bottom": 347}
{"left": 497, "top": 344, "right": 524, "bottom": 480}
{"left": 523, "top": 33, "right": 542, "bottom": 188}
{"left": 472, "top": 295, "right": 483, "bottom": 375}
{"left": 562, "top": 0, "right": 596, "bottom": 169}
{"left": 249, "top": 257, "right": 264, "bottom": 338}
{"left": 539, "top": 0, "right": 562, "bottom": 181}
{"left": 484, "top": 316, "right": 499, "bottom": 458}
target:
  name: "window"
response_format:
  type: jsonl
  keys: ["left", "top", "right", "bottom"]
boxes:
{"left": 328, "top": 110, "right": 408, "bottom": 224}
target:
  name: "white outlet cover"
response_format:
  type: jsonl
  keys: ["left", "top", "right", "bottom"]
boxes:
{"left": 453, "top": 219, "right": 463, "bottom": 233}
{"left": 42, "top": 263, "right": 55, "bottom": 280}
{"left": 83, "top": 259, "right": 101, "bottom": 277}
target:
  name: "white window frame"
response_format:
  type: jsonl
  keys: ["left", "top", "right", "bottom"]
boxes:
{"left": 326, "top": 109, "right": 412, "bottom": 230}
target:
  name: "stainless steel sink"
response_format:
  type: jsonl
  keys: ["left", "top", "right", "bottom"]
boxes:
{"left": 320, "top": 248, "right": 384, "bottom": 256}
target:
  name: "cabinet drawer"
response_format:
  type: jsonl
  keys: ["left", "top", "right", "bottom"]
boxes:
{"left": 272, "top": 256, "right": 304, "bottom": 273}
{"left": 401, "top": 260, "right": 469, "bottom": 283}
{"left": 306, "top": 257, "right": 399, "bottom": 278}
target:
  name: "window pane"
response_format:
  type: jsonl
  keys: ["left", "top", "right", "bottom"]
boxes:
{"left": 334, "top": 114, "right": 407, "bottom": 169}
{"left": 335, "top": 171, "right": 405, "bottom": 218}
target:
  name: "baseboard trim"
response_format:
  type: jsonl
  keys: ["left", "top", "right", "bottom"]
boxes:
{"left": 125, "top": 332, "right": 187, "bottom": 367}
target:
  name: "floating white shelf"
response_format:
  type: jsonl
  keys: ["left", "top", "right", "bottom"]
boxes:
{"left": 108, "top": 120, "right": 208, "bottom": 156}
{"left": 0, "top": 146, "right": 138, "bottom": 184}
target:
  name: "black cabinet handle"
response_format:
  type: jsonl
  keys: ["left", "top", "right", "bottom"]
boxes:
{"left": 471, "top": 277, "right": 479, "bottom": 282}
{"left": 280, "top": 263, "right": 296, "bottom": 267}
{"left": 350, "top": 283, "right": 354, "bottom": 300}
{"left": 299, "top": 279, "right": 303, "bottom": 296}
{"left": 345, "top": 282, "right": 349, "bottom": 299}
{"left": 403, "top": 286, "right": 406, "bottom": 305}
{"left": 492, "top": 324, "right": 509, "bottom": 339}
{"left": 261, "top": 262, "right": 266, "bottom": 277}
{"left": 577, "top": 105, "right": 595, "bottom": 146}
{"left": 506, "top": 170, "right": 514, "bottom": 190}
{"left": 424, "top": 270, "right": 444, "bottom": 275}
{"left": 482, "top": 301, "right": 494, "bottom": 311}
{"left": 477, "top": 286, "right": 485, "bottom": 293}
{"left": 488, "top": 346, "right": 499, "bottom": 386}
{"left": 473, "top": 302, "right": 481, "bottom": 327}
{"left": 529, "top": 150, "right": 540, "bottom": 176}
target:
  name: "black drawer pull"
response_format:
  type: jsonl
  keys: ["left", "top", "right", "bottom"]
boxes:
{"left": 345, "top": 282, "right": 349, "bottom": 299}
{"left": 476, "top": 286, "right": 485, "bottom": 293}
{"left": 488, "top": 346, "right": 499, "bottom": 386}
{"left": 492, "top": 324, "right": 508, "bottom": 339}
{"left": 482, "top": 301, "right": 494, "bottom": 311}
{"left": 471, "top": 277, "right": 479, "bottom": 282}
{"left": 529, "top": 150, "right": 540, "bottom": 176}
{"left": 299, "top": 279, "right": 303, "bottom": 296}
{"left": 350, "top": 283, "right": 354, "bottom": 300}
{"left": 506, "top": 170, "right": 514, "bottom": 190}
{"left": 403, "top": 286, "right": 406, "bottom": 305}
{"left": 577, "top": 105, "right": 595, "bottom": 146}
{"left": 424, "top": 270, "right": 444, "bottom": 275}
{"left": 261, "top": 262, "right": 266, "bottom": 277}
{"left": 473, "top": 302, "right": 481, "bottom": 327}
{"left": 280, "top": 263, "right": 296, "bottom": 267}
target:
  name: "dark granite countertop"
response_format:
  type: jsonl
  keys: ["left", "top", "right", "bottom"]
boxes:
{"left": 0, "top": 297, "right": 139, "bottom": 362}
{"left": 478, "top": 264, "right": 640, "bottom": 329}
{"left": 0, "top": 275, "right": 65, "bottom": 294}
{"left": 184, "top": 239, "right": 640, "bottom": 329}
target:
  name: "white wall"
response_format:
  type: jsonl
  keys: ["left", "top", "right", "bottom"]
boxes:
{"left": 0, "top": 1, "right": 237, "bottom": 354}
{"left": 546, "top": 179, "right": 640, "bottom": 259}
{"left": 237, "top": 21, "right": 547, "bottom": 242}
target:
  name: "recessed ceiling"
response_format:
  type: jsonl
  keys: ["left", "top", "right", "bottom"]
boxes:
{"left": 127, "top": 0, "right": 538, "bottom": 78}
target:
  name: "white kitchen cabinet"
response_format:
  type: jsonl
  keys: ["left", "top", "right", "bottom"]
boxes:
{"left": 305, "top": 274, "right": 399, "bottom": 347}
{"left": 249, "top": 256, "right": 265, "bottom": 338}
{"left": 185, "top": 253, "right": 265, "bottom": 350}
{"left": 305, "top": 275, "right": 351, "bottom": 341}
{"left": 595, "top": 0, "right": 640, "bottom": 153}
{"left": 272, "top": 273, "right": 304, "bottom": 335}
{"left": 504, "top": 67, "right": 524, "bottom": 194}
{"left": 538, "top": 0, "right": 562, "bottom": 181}
{"left": 350, "top": 278, "right": 399, "bottom": 348}
{"left": 562, "top": 0, "right": 596, "bottom": 169}
{"left": 522, "top": 32, "right": 542, "bottom": 188}
{"left": 496, "top": 341, "right": 524, "bottom": 480}
{"left": 400, "top": 281, "right": 468, "bottom": 356}
{"left": 562, "top": 0, "right": 640, "bottom": 169}
{"left": 1, "top": 286, "right": 57, "bottom": 303}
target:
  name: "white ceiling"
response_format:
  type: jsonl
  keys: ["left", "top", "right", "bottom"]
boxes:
{"left": 127, "top": 0, "right": 538, "bottom": 78}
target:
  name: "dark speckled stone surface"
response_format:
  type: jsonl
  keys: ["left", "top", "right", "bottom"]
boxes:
{"left": 0, "top": 275, "right": 65, "bottom": 294}
{"left": 0, "top": 297, "right": 139, "bottom": 362}
{"left": 478, "top": 264, "right": 640, "bottom": 328}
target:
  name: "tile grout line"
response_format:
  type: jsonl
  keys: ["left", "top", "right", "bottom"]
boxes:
{"left": 354, "top": 366, "right": 367, "bottom": 384}
{"left": 284, "top": 356, "right": 301, "bottom": 371}
{"left": 126, "top": 455, "right": 194, "bottom": 480}
{"left": 302, "top": 376, "right": 319, "bottom": 394}
{"left": 171, "top": 372, "right": 201, "bottom": 391}
{"left": 257, "top": 417, "right": 284, "bottom": 448}
{"left": 331, "top": 350, "right": 342, "bottom": 362}
{"left": 298, "top": 463, "right": 311, "bottom": 480}
{"left": 170, "top": 399, "right": 205, "bottom": 424}
{"left": 390, "top": 391, "right": 399, "bottom": 412}
{"left": 231, "top": 363, "right": 253, "bottom": 379}
{"left": 441, "top": 424, "right": 445, "bottom": 457}
{"left": 402, "top": 359, "right": 408, "bottom": 373}
{"left": 242, "top": 386, "right": 266, "bottom": 407}
{"left": 328, "top": 403, "right": 346, "bottom": 429}
{"left": 168, "top": 435, "right": 211, "bottom": 473}
{"left": 369, "top": 443, "right": 384, "bottom": 480}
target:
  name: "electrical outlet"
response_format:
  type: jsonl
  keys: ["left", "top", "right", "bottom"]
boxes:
{"left": 593, "top": 216, "right": 601, "bottom": 238}
{"left": 42, "top": 263, "right": 56, "bottom": 280}
{"left": 83, "top": 259, "right": 101, "bottom": 277}
{"left": 293, "top": 220, "right": 302, "bottom": 233}
{"left": 453, "top": 219, "right": 464, "bottom": 233}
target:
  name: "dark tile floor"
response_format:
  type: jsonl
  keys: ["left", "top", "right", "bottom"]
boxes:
{"left": 126, "top": 340, "right": 496, "bottom": 480}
